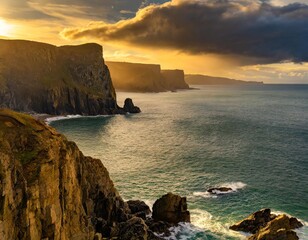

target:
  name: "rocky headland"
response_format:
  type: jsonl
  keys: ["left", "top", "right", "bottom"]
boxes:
{"left": 106, "top": 61, "right": 190, "bottom": 92}
{"left": 0, "top": 39, "right": 139, "bottom": 115}
{"left": 0, "top": 109, "right": 189, "bottom": 239}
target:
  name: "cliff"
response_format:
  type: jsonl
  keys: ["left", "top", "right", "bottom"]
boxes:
{"left": 0, "top": 109, "right": 161, "bottom": 239}
{"left": 0, "top": 39, "right": 120, "bottom": 115}
{"left": 185, "top": 74, "right": 263, "bottom": 85}
{"left": 161, "top": 70, "right": 189, "bottom": 90}
{"left": 106, "top": 61, "right": 189, "bottom": 92}
{"left": 106, "top": 61, "right": 166, "bottom": 92}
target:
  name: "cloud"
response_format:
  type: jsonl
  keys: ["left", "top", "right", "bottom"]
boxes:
{"left": 61, "top": 0, "right": 308, "bottom": 64}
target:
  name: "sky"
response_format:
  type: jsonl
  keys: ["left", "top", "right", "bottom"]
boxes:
{"left": 1, "top": 0, "right": 308, "bottom": 83}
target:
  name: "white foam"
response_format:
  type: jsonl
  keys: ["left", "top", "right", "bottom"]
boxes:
{"left": 45, "top": 114, "right": 110, "bottom": 124}
{"left": 45, "top": 115, "right": 83, "bottom": 123}
{"left": 193, "top": 182, "right": 247, "bottom": 198}
{"left": 159, "top": 209, "right": 245, "bottom": 240}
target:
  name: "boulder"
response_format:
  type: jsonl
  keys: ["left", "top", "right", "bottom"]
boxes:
{"left": 123, "top": 98, "right": 141, "bottom": 113}
{"left": 152, "top": 193, "right": 190, "bottom": 224}
{"left": 230, "top": 208, "right": 273, "bottom": 233}
{"left": 207, "top": 187, "right": 232, "bottom": 194}
{"left": 127, "top": 200, "right": 151, "bottom": 220}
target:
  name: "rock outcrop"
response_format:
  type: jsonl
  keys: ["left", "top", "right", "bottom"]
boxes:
{"left": 161, "top": 70, "right": 189, "bottom": 91}
{"left": 207, "top": 187, "right": 233, "bottom": 194}
{"left": 0, "top": 39, "right": 140, "bottom": 115}
{"left": 106, "top": 61, "right": 190, "bottom": 92}
{"left": 123, "top": 98, "right": 141, "bottom": 114}
{"left": 152, "top": 193, "right": 190, "bottom": 224}
{"left": 230, "top": 209, "right": 303, "bottom": 240}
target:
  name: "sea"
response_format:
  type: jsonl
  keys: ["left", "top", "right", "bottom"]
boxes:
{"left": 49, "top": 85, "right": 308, "bottom": 240}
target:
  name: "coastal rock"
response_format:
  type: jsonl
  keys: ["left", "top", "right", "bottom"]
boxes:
{"left": 207, "top": 187, "right": 233, "bottom": 194}
{"left": 145, "top": 219, "right": 172, "bottom": 236}
{"left": 127, "top": 200, "right": 151, "bottom": 219}
{"left": 123, "top": 98, "right": 141, "bottom": 114}
{"left": 152, "top": 193, "right": 190, "bottom": 224}
{"left": 248, "top": 215, "right": 300, "bottom": 240}
{"left": 118, "top": 217, "right": 149, "bottom": 240}
{"left": 230, "top": 208, "right": 273, "bottom": 233}
{"left": 230, "top": 209, "right": 303, "bottom": 240}
{"left": 0, "top": 39, "right": 122, "bottom": 115}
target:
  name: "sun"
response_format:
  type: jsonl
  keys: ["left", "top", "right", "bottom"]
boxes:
{"left": 0, "top": 19, "right": 13, "bottom": 37}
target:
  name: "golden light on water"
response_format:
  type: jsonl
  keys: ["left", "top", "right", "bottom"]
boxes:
{"left": 0, "top": 19, "right": 13, "bottom": 37}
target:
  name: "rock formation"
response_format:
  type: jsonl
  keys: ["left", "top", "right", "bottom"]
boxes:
{"left": 106, "top": 61, "right": 190, "bottom": 92}
{"left": 123, "top": 98, "right": 141, "bottom": 114}
{"left": 230, "top": 209, "right": 303, "bottom": 240}
{"left": 207, "top": 187, "right": 233, "bottom": 194}
{"left": 161, "top": 70, "right": 189, "bottom": 91}
{"left": 0, "top": 109, "right": 189, "bottom": 239}
{"left": 0, "top": 39, "right": 140, "bottom": 115}
{"left": 185, "top": 74, "right": 263, "bottom": 85}
{"left": 152, "top": 193, "right": 190, "bottom": 224}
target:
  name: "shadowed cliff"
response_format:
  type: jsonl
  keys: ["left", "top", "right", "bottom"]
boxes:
{"left": 185, "top": 74, "right": 263, "bottom": 85}
{"left": 0, "top": 39, "right": 120, "bottom": 115}
{"left": 106, "top": 61, "right": 189, "bottom": 92}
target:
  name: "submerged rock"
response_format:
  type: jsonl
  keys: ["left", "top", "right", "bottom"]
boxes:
{"left": 123, "top": 98, "right": 141, "bottom": 113}
{"left": 152, "top": 193, "right": 190, "bottom": 224}
{"left": 207, "top": 187, "right": 233, "bottom": 194}
{"left": 230, "top": 209, "right": 303, "bottom": 240}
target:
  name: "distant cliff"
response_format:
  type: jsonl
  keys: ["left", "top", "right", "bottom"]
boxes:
{"left": 106, "top": 61, "right": 189, "bottom": 92}
{"left": 0, "top": 39, "right": 126, "bottom": 115}
{"left": 161, "top": 70, "right": 189, "bottom": 91}
{"left": 185, "top": 74, "right": 263, "bottom": 85}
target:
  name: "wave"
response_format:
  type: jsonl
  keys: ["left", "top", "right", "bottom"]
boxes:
{"left": 193, "top": 181, "right": 247, "bottom": 198}
{"left": 45, "top": 114, "right": 110, "bottom": 124}
{"left": 161, "top": 209, "right": 245, "bottom": 240}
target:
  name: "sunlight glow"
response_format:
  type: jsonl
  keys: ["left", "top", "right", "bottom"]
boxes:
{"left": 0, "top": 19, "right": 13, "bottom": 37}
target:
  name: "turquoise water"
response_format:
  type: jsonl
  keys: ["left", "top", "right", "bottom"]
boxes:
{"left": 50, "top": 85, "right": 308, "bottom": 239}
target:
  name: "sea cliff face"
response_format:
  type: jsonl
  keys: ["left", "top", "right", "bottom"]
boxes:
{"left": 106, "top": 61, "right": 189, "bottom": 92}
{"left": 0, "top": 39, "right": 119, "bottom": 115}
{"left": 0, "top": 109, "right": 128, "bottom": 239}
{"left": 161, "top": 70, "right": 189, "bottom": 90}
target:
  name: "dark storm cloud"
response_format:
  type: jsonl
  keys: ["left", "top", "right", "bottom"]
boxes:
{"left": 61, "top": 0, "right": 308, "bottom": 63}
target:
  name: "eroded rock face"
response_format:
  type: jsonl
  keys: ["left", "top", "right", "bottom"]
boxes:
{"left": 0, "top": 109, "right": 130, "bottom": 239}
{"left": 152, "top": 193, "right": 190, "bottom": 224}
{"left": 161, "top": 70, "right": 189, "bottom": 91}
{"left": 230, "top": 209, "right": 303, "bottom": 240}
{"left": 0, "top": 39, "right": 119, "bottom": 115}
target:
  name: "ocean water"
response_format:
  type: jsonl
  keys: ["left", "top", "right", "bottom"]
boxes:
{"left": 50, "top": 85, "right": 308, "bottom": 239}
